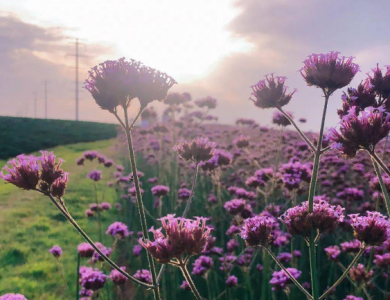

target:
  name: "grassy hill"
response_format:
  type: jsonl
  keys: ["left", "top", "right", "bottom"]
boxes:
{"left": 0, "top": 117, "right": 118, "bottom": 159}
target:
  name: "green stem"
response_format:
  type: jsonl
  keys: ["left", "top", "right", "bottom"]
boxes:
{"left": 371, "top": 151, "right": 390, "bottom": 178}
{"left": 265, "top": 247, "right": 312, "bottom": 299}
{"left": 94, "top": 182, "right": 103, "bottom": 242}
{"left": 56, "top": 258, "right": 71, "bottom": 299}
{"left": 371, "top": 154, "right": 390, "bottom": 217}
{"left": 43, "top": 192, "right": 154, "bottom": 288}
{"left": 308, "top": 231, "right": 319, "bottom": 300}
{"left": 278, "top": 107, "right": 315, "bottom": 152}
{"left": 319, "top": 247, "right": 366, "bottom": 300}
{"left": 121, "top": 107, "right": 161, "bottom": 300}
{"left": 179, "top": 259, "right": 204, "bottom": 300}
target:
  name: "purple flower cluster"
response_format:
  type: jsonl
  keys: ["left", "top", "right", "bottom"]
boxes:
{"left": 80, "top": 267, "right": 107, "bottom": 291}
{"left": 349, "top": 212, "right": 390, "bottom": 246}
{"left": 192, "top": 255, "right": 214, "bottom": 276}
{"left": 240, "top": 215, "right": 274, "bottom": 247}
{"left": 277, "top": 161, "right": 312, "bottom": 191}
{"left": 106, "top": 222, "right": 132, "bottom": 239}
{"left": 0, "top": 294, "right": 28, "bottom": 300}
{"left": 49, "top": 245, "right": 62, "bottom": 258}
{"left": 173, "top": 138, "right": 216, "bottom": 163}
{"left": 133, "top": 269, "right": 152, "bottom": 284}
{"left": 269, "top": 268, "right": 302, "bottom": 291}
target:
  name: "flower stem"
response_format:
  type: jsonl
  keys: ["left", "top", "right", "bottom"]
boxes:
{"left": 56, "top": 258, "right": 71, "bottom": 299}
{"left": 371, "top": 155, "right": 390, "bottom": 217}
{"left": 121, "top": 107, "right": 161, "bottom": 300}
{"left": 93, "top": 182, "right": 103, "bottom": 242}
{"left": 319, "top": 247, "right": 366, "bottom": 300}
{"left": 76, "top": 253, "right": 80, "bottom": 300}
{"left": 371, "top": 151, "right": 390, "bottom": 180}
{"left": 43, "top": 192, "right": 154, "bottom": 288}
{"left": 179, "top": 259, "right": 204, "bottom": 300}
{"left": 308, "top": 231, "right": 319, "bottom": 300}
{"left": 278, "top": 107, "right": 316, "bottom": 152}
{"left": 264, "top": 247, "right": 313, "bottom": 299}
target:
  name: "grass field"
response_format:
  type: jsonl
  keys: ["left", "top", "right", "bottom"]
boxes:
{"left": 0, "top": 139, "right": 122, "bottom": 299}
{"left": 0, "top": 117, "right": 118, "bottom": 159}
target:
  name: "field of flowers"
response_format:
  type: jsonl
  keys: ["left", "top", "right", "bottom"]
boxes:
{"left": 1, "top": 52, "right": 390, "bottom": 300}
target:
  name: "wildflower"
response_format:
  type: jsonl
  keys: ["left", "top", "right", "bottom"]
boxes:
{"left": 78, "top": 243, "right": 95, "bottom": 258}
{"left": 109, "top": 267, "right": 127, "bottom": 285}
{"left": 277, "top": 252, "right": 293, "bottom": 264}
{"left": 92, "top": 243, "right": 112, "bottom": 262}
{"left": 250, "top": 74, "right": 296, "bottom": 109}
{"left": 219, "top": 254, "right": 237, "bottom": 272}
{"left": 151, "top": 185, "right": 170, "bottom": 197}
{"left": 293, "top": 250, "right": 301, "bottom": 258}
{"left": 227, "top": 239, "right": 239, "bottom": 252}
{"left": 178, "top": 188, "right": 191, "bottom": 200}
{"left": 192, "top": 255, "right": 214, "bottom": 276}
{"left": 233, "top": 135, "right": 250, "bottom": 148}
{"left": 0, "top": 294, "right": 28, "bottom": 300}
{"left": 106, "top": 222, "right": 131, "bottom": 239}
{"left": 349, "top": 212, "right": 390, "bottom": 246}
{"left": 80, "top": 268, "right": 107, "bottom": 291}
{"left": 0, "top": 155, "right": 40, "bottom": 190}
{"left": 226, "top": 225, "right": 240, "bottom": 236}
{"left": 139, "top": 215, "right": 211, "bottom": 264}
{"left": 340, "top": 239, "right": 361, "bottom": 253}
{"left": 76, "top": 157, "right": 85, "bottom": 166}
{"left": 49, "top": 245, "right": 62, "bottom": 258}
{"left": 366, "top": 64, "right": 390, "bottom": 99}
{"left": 226, "top": 275, "right": 238, "bottom": 287}
{"left": 349, "top": 263, "right": 373, "bottom": 283}
{"left": 87, "top": 170, "right": 102, "bottom": 181}
{"left": 173, "top": 138, "right": 216, "bottom": 163}
{"left": 133, "top": 244, "right": 143, "bottom": 257}
{"left": 133, "top": 269, "right": 152, "bottom": 284}
{"left": 280, "top": 199, "right": 345, "bottom": 237}
{"left": 324, "top": 245, "right": 341, "bottom": 262}
{"left": 85, "top": 209, "right": 95, "bottom": 217}
{"left": 329, "top": 106, "right": 390, "bottom": 158}
{"left": 224, "top": 199, "right": 247, "bottom": 215}
{"left": 195, "top": 96, "right": 217, "bottom": 109}
{"left": 84, "top": 151, "right": 98, "bottom": 161}
{"left": 344, "top": 296, "right": 363, "bottom": 300}
{"left": 50, "top": 173, "right": 68, "bottom": 198}
{"left": 272, "top": 111, "right": 292, "bottom": 127}
{"left": 100, "top": 202, "right": 111, "bottom": 210}
{"left": 40, "top": 151, "right": 65, "bottom": 185}
{"left": 277, "top": 161, "right": 312, "bottom": 191}
{"left": 336, "top": 188, "right": 364, "bottom": 202}
{"left": 103, "top": 159, "right": 114, "bottom": 168}
{"left": 165, "top": 92, "right": 188, "bottom": 106}
{"left": 300, "top": 51, "right": 359, "bottom": 95}
{"left": 256, "top": 264, "right": 263, "bottom": 272}
{"left": 337, "top": 83, "right": 377, "bottom": 118}
{"left": 270, "top": 268, "right": 302, "bottom": 291}
{"left": 374, "top": 253, "right": 390, "bottom": 268}
{"left": 180, "top": 281, "right": 191, "bottom": 291}
{"left": 240, "top": 215, "right": 274, "bottom": 247}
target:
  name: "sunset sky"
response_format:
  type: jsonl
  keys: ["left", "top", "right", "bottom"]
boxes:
{"left": 1, "top": 0, "right": 389, "bottom": 131}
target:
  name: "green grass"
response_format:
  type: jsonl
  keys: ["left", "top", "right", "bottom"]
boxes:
{"left": 0, "top": 117, "right": 118, "bottom": 159}
{"left": 0, "top": 139, "right": 120, "bottom": 299}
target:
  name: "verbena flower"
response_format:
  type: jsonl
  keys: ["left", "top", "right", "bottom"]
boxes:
{"left": 109, "top": 267, "right": 127, "bottom": 285}
{"left": 192, "top": 255, "right": 214, "bottom": 276}
{"left": 173, "top": 138, "right": 216, "bottom": 163}
{"left": 195, "top": 96, "right": 217, "bottom": 109}
{"left": 165, "top": 92, "right": 188, "bottom": 106}
{"left": 239, "top": 215, "right": 274, "bottom": 247}
{"left": 277, "top": 252, "right": 293, "bottom": 264}
{"left": 133, "top": 244, "right": 143, "bottom": 257}
{"left": 151, "top": 185, "right": 170, "bottom": 197}
{"left": 344, "top": 296, "right": 363, "bottom": 300}
{"left": 0, "top": 155, "right": 40, "bottom": 190}
{"left": 366, "top": 64, "right": 390, "bottom": 100}
{"left": 250, "top": 74, "right": 296, "bottom": 109}
{"left": 329, "top": 106, "right": 390, "bottom": 158}
{"left": 178, "top": 188, "right": 191, "bottom": 200}
{"left": 349, "top": 263, "right": 373, "bottom": 283}
{"left": 324, "top": 245, "right": 341, "bottom": 262}
{"left": 300, "top": 51, "right": 359, "bottom": 95}
{"left": 49, "top": 245, "right": 62, "bottom": 258}
{"left": 219, "top": 254, "right": 237, "bottom": 272}
{"left": 233, "top": 135, "right": 250, "bottom": 148}
{"left": 373, "top": 253, "right": 390, "bottom": 268}
{"left": 0, "top": 294, "right": 28, "bottom": 300}
{"left": 349, "top": 212, "right": 390, "bottom": 246}
{"left": 180, "top": 281, "right": 191, "bottom": 290}
{"left": 140, "top": 214, "right": 211, "bottom": 264}
{"left": 270, "top": 268, "right": 302, "bottom": 291}
{"left": 87, "top": 170, "right": 102, "bottom": 181}
{"left": 80, "top": 268, "right": 107, "bottom": 291}
{"left": 224, "top": 199, "right": 247, "bottom": 215}
{"left": 280, "top": 199, "right": 345, "bottom": 237}
{"left": 133, "top": 269, "right": 152, "bottom": 284}
{"left": 277, "top": 161, "right": 312, "bottom": 191}
{"left": 106, "top": 222, "right": 131, "bottom": 239}
{"left": 272, "top": 111, "right": 292, "bottom": 127}
{"left": 340, "top": 239, "right": 361, "bottom": 253}
{"left": 92, "top": 243, "right": 112, "bottom": 262}
{"left": 78, "top": 243, "right": 95, "bottom": 258}
{"left": 226, "top": 275, "right": 238, "bottom": 287}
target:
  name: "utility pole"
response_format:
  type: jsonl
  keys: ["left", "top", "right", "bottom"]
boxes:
{"left": 44, "top": 81, "right": 48, "bottom": 119}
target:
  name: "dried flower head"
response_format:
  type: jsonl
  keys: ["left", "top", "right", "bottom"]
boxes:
{"left": 250, "top": 74, "right": 296, "bottom": 109}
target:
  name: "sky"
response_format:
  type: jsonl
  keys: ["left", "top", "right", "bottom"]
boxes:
{"left": 1, "top": 0, "right": 390, "bottom": 131}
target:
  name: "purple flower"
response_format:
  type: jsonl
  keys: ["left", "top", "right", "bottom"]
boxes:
{"left": 226, "top": 225, "right": 240, "bottom": 236}
{"left": 277, "top": 161, "right": 312, "bottom": 191}
{"left": 77, "top": 243, "right": 95, "bottom": 258}
{"left": 100, "top": 202, "right": 112, "bottom": 210}
{"left": 80, "top": 268, "right": 107, "bottom": 291}
{"left": 272, "top": 111, "right": 292, "bottom": 127}
{"left": 280, "top": 199, "right": 345, "bottom": 237}
{"left": 109, "top": 267, "right": 127, "bottom": 285}
{"left": 226, "top": 239, "right": 239, "bottom": 252}
{"left": 374, "top": 253, "right": 390, "bottom": 268}
{"left": 349, "top": 263, "right": 373, "bottom": 283}
{"left": 178, "top": 188, "right": 191, "bottom": 200}
{"left": 50, "top": 173, "right": 68, "bottom": 198}
{"left": 87, "top": 170, "right": 102, "bottom": 181}
{"left": 219, "top": 254, "right": 237, "bottom": 272}
{"left": 173, "top": 138, "right": 216, "bottom": 163}
{"left": 180, "top": 281, "right": 191, "bottom": 291}
{"left": 0, "top": 155, "right": 40, "bottom": 190}
{"left": 240, "top": 215, "right": 274, "bottom": 247}
{"left": 270, "top": 268, "right": 302, "bottom": 291}
{"left": 344, "top": 296, "right": 364, "bottom": 300}
{"left": 133, "top": 244, "right": 143, "bottom": 257}
{"left": 366, "top": 64, "right": 390, "bottom": 100}
{"left": 92, "top": 243, "right": 112, "bottom": 262}
{"left": 341, "top": 240, "right": 361, "bottom": 253}
{"left": 133, "top": 269, "right": 152, "bottom": 284}
{"left": 233, "top": 135, "right": 250, "bottom": 148}
{"left": 250, "top": 74, "right": 296, "bottom": 109}
{"left": 195, "top": 96, "right": 217, "bottom": 109}
{"left": 349, "top": 211, "right": 390, "bottom": 246}
{"left": 140, "top": 215, "right": 211, "bottom": 264}
{"left": 83, "top": 151, "right": 98, "bottom": 161}
{"left": 277, "top": 252, "right": 292, "bottom": 264}
{"left": 0, "top": 294, "right": 28, "bottom": 300}
{"left": 224, "top": 199, "right": 247, "bottom": 215}
{"left": 192, "top": 255, "right": 214, "bottom": 276}
{"left": 300, "top": 51, "right": 359, "bottom": 95}
{"left": 49, "top": 245, "right": 62, "bottom": 258}
{"left": 329, "top": 106, "right": 390, "bottom": 158}
{"left": 226, "top": 275, "right": 238, "bottom": 288}
{"left": 324, "top": 245, "right": 341, "bottom": 262}
{"left": 151, "top": 185, "right": 170, "bottom": 197}
{"left": 106, "top": 222, "right": 132, "bottom": 239}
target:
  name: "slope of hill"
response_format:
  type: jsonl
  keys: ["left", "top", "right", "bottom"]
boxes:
{"left": 0, "top": 117, "right": 118, "bottom": 159}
